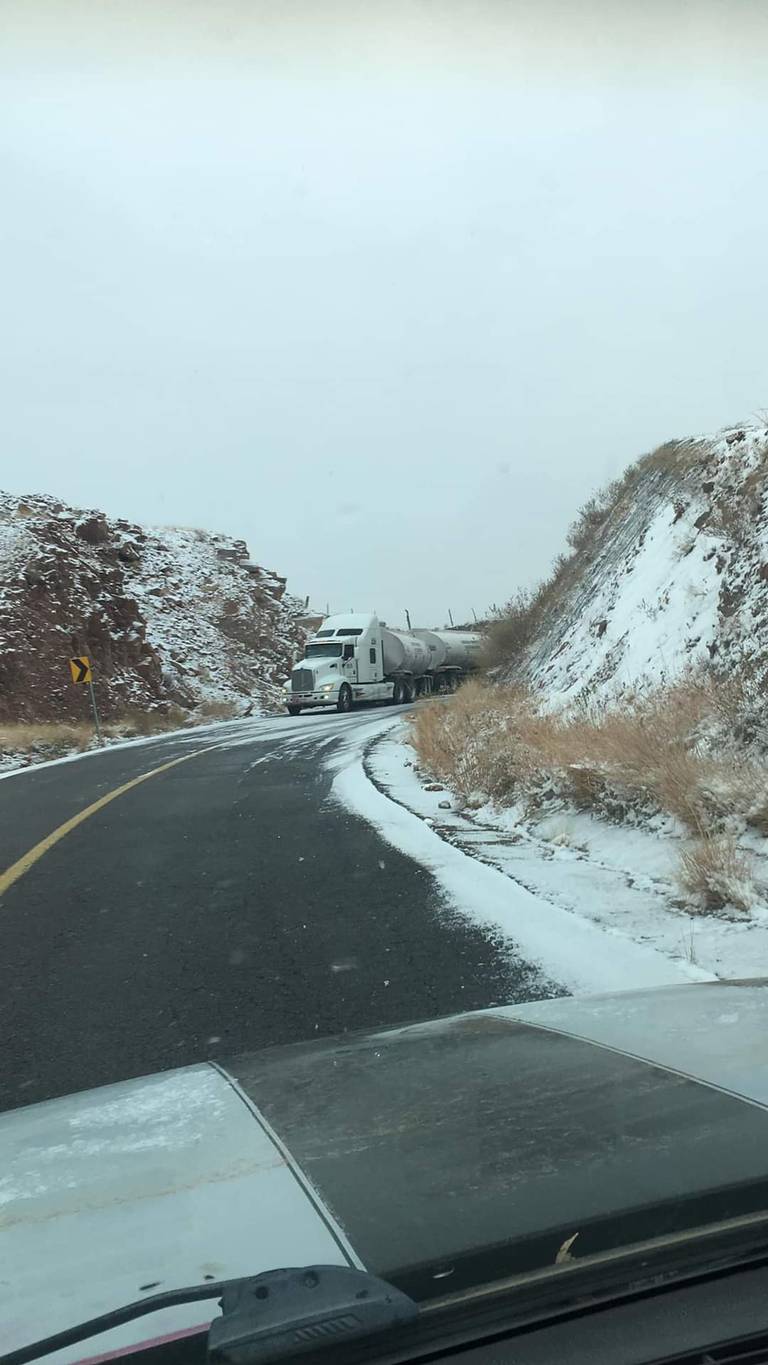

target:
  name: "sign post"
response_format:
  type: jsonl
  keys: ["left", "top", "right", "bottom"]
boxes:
{"left": 69, "top": 656, "right": 103, "bottom": 746}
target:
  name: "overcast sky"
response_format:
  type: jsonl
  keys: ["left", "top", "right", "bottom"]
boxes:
{"left": 2, "top": 2, "right": 768, "bottom": 627}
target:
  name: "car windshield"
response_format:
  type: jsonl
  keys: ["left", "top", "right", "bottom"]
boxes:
{"left": 3, "top": 3, "right": 768, "bottom": 1358}
{"left": 305, "top": 643, "right": 343, "bottom": 658}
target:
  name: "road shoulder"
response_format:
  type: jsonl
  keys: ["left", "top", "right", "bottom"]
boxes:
{"left": 328, "top": 725, "right": 708, "bottom": 995}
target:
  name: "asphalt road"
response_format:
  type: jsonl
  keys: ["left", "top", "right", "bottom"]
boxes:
{"left": 0, "top": 709, "right": 549, "bottom": 1112}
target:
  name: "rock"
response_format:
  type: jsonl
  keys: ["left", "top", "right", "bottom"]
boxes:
{"left": 75, "top": 515, "right": 110, "bottom": 545}
{"left": 438, "top": 799, "right": 451, "bottom": 809}
{"left": 424, "top": 783, "right": 445, "bottom": 791}
{"left": 0, "top": 489, "right": 307, "bottom": 724}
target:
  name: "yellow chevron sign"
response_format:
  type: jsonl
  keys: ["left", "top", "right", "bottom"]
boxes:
{"left": 69, "top": 656, "right": 92, "bottom": 684}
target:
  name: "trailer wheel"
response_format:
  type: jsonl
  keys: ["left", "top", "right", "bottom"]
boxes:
{"left": 337, "top": 684, "right": 353, "bottom": 713}
{"left": 392, "top": 679, "right": 404, "bottom": 705}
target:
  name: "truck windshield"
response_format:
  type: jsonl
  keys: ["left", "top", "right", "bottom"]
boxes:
{"left": 305, "top": 643, "right": 343, "bottom": 658}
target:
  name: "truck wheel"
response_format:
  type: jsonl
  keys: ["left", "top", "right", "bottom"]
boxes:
{"left": 337, "top": 684, "right": 353, "bottom": 713}
{"left": 287, "top": 706, "right": 302, "bottom": 716}
{"left": 392, "top": 679, "right": 404, "bottom": 705}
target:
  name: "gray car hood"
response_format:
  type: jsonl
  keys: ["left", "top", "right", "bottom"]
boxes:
{"left": 4, "top": 980, "right": 768, "bottom": 1363}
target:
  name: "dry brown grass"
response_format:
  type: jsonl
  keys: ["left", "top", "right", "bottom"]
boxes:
{"left": 0, "top": 721, "right": 94, "bottom": 753}
{"left": 110, "top": 705, "right": 190, "bottom": 737}
{"left": 196, "top": 698, "right": 241, "bottom": 721}
{"left": 679, "top": 835, "right": 755, "bottom": 913}
{"left": 0, "top": 707, "right": 193, "bottom": 758}
{"left": 633, "top": 436, "right": 708, "bottom": 476}
{"left": 408, "top": 678, "right": 766, "bottom": 834}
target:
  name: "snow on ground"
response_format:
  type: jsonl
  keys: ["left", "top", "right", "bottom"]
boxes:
{"left": 122, "top": 525, "right": 301, "bottom": 707}
{"left": 350, "top": 725, "right": 768, "bottom": 987}
{"left": 328, "top": 722, "right": 713, "bottom": 996}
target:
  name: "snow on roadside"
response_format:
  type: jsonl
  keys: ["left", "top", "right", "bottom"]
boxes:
{"left": 360, "top": 728, "right": 768, "bottom": 984}
{"left": 328, "top": 723, "right": 711, "bottom": 996}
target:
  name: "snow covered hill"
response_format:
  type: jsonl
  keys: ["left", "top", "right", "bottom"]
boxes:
{"left": 504, "top": 423, "right": 768, "bottom": 705}
{"left": 401, "top": 422, "right": 768, "bottom": 971}
{"left": 0, "top": 491, "right": 306, "bottom": 723}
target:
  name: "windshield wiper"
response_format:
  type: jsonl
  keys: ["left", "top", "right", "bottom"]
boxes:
{"left": 1, "top": 1265, "right": 418, "bottom": 1365}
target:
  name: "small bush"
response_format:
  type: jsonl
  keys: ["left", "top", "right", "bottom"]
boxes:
{"left": 482, "top": 554, "right": 580, "bottom": 670}
{"left": 678, "top": 836, "right": 755, "bottom": 913}
{"left": 196, "top": 698, "right": 241, "bottom": 721}
{"left": 566, "top": 495, "right": 611, "bottom": 552}
{"left": 111, "top": 705, "right": 190, "bottom": 737}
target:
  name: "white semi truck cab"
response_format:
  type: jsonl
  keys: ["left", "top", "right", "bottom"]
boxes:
{"left": 283, "top": 612, "right": 481, "bottom": 715}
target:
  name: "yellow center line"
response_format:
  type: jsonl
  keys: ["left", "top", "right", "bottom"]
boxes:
{"left": 0, "top": 744, "right": 222, "bottom": 900}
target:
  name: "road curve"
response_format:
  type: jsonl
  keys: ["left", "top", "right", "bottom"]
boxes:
{"left": 0, "top": 709, "right": 549, "bottom": 1111}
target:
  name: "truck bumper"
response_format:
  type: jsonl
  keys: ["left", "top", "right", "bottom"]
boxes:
{"left": 286, "top": 693, "right": 337, "bottom": 709}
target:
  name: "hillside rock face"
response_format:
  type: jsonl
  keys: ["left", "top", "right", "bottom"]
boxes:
{"left": 0, "top": 492, "right": 306, "bottom": 722}
{"left": 508, "top": 424, "right": 768, "bottom": 705}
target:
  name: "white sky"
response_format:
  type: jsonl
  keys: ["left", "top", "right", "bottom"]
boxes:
{"left": 2, "top": 1, "right": 768, "bottom": 627}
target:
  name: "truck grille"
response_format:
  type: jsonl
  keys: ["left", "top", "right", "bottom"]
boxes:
{"left": 292, "top": 668, "right": 314, "bottom": 693}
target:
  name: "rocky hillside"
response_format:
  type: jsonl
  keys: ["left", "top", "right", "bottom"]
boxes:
{"left": 496, "top": 422, "right": 768, "bottom": 706}
{"left": 0, "top": 492, "right": 307, "bottom": 723}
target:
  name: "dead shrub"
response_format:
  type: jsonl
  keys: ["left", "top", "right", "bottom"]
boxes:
{"left": 481, "top": 554, "right": 580, "bottom": 671}
{"left": 678, "top": 836, "right": 755, "bottom": 913}
{"left": 196, "top": 698, "right": 241, "bottom": 721}
{"left": 566, "top": 495, "right": 611, "bottom": 552}
{"left": 0, "top": 721, "right": 93, "bottom": 754}
{"left": 634, "top": 437, "right": 707, "bottom": 476}
{"left": 111, "top": 705, "right": 190, "bottom": 737}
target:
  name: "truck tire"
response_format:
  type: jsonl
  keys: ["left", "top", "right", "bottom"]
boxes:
{"left": 337, "top": 684, "right": 353, "bottom": 713}
{"left": 287, "top": 706, "right": 302, "bottom": 716}
{"left": 392, "top": 679, "right": 405, "bottom": 705}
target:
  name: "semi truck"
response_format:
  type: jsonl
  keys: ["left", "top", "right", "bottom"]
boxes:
{"left": 283, "top": 612, "right": 482, "bottom": 714}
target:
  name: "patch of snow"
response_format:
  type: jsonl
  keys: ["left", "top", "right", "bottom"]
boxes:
{"left": 366, "top": 730, "right": 768, "bottom": 982}
{"left": 330, "top": 725, "right": 706, "bottom": 996}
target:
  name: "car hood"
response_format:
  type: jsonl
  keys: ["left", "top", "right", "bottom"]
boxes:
{"left": 4, "top": 980, "right": 768, "bottom": 1362}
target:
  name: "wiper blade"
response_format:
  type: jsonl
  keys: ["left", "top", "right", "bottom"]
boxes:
{"left": 1, "top": 1266, "right": 418, "bottom": 1365}
{"left": 209, "top": 1265, "right": 417, "bottom": 1364}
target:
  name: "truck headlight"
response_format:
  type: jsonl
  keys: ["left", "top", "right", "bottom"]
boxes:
{"left": 321, "top": 683, "right": 335, "bottom": 692}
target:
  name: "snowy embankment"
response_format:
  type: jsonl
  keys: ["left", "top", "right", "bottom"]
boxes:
{"left": 512, "top": 424, "right": 768, "bottom": 705}
{"left": 326, "top": 721, "right": 722, "bottom": 996}
{"left": 381, "top": 422, "right": 768, "bottom": 986}
{"left": 357, "top": 728, "right": 768, "bottom": 985}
